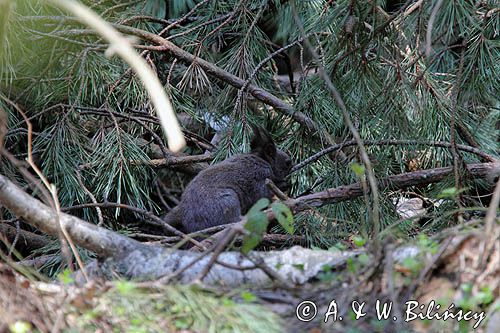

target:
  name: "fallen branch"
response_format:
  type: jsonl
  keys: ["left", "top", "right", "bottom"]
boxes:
{"left": 0, "top": 174, "right": 355, "bottom": 286}
{"left": 0, "top": 162, "right": 497, "bottom": 286}
{"left": 0, "top": 173, "right": 144, "bottom": 258}
{"left": 144, "top": 153, "right": 213, "bottom": 168}
{"left": 0, "top": 223, "right": 51, "bottom": 251}
{"left": 287, "top": 162, "right": 500, "bottom": 213}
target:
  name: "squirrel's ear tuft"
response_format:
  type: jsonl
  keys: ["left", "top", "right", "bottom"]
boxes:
{"left": 250, "top": 125, "right": 276, "bottom": 161}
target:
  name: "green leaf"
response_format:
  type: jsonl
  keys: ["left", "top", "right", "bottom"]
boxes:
{"left": 352, "top": 236, "right": 366, "bottom": 247}
{"left": 58, "top": 269, "right": 74, "bottom": 285}
{"left": 240, "top": 291, "right": 257, "bottom": 303}
{"left": 322, "top": 264, "right": 333, "bottom": 272}
{"left": 242, "top": 199, "right": 272, "bottom": 254}
{"left": 247, "top": 198, "right": 270, "bottom": 215}
{"left": 401, "top": 257, "right": 422, "bottom": 273}
{"left": 245, "top": 211, "right": 269, "bottom": 234}
{"left": 271, "top": 202, "right": 294, "bottom": 234}
{"left": 437, "top": 187, "right": 458, "bottom": 198}
{"left": 357, "top": 253, "right": 370, "bottom": 265}
{"left": 329, "top": 242, "right": 347, "bottom": 251}
{"left": 436, "top": 187, "right": 468, "bottom": 199}
{"left": 222, "top": 297, "right": 235, "bottom": 306}
{"left": 174, "top": 318, "right": 191, "bottom": 330}
{"left": 9, "top": 321, "right": 31, "bottom": 333}
{"left": 115, "top": 280, "right": 136, "bottom": 295}
{"left": 130, "top": 318, "right": 142, "bottom": 326}
{"left": 346, "top": 257, "right": 356, "bottom": 273}
{"left": 241, "top": 234, "right": 262, "bottom": 254}
{"left": 474, "top": 287, "right": 493, "bottom": 305}
{"left": 350, "top": 163, "right": 365, "bottom": 177}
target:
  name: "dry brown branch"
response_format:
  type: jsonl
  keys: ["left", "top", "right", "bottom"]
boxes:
{"left": 0, "top": 173, "right": 144, "bottom": 258}
{"left": 0, "top": 223, "right": 51, "bottom": 251}
{"left": 291, "top": 1, "right": 381, "bottom": 248}
{"left": 195, "top": 226, "right": 241, "bottom": 282}
{"left": 112, "top": 24, "right": 323, "bottom": 136}
{"left": 144, "top": 153, "right": 213, "bottom": 168}
{"left": 287, "top": 162, "right": 500, "bottom": 213}
{"left": 484, "top": 178, "right": 500, "bottom": 240}
{"left": 62, "top": 201, "right": 205, "bottom": 250}
{"left": 291, "top": 139, "right": 497, "bottom": 173}
{"left": 0, "top": 162, "right": 497, "bottom": 286}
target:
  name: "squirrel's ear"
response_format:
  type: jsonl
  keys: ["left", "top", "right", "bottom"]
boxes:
{"left": 250, "top": 125, "right": 276, "bottom": 161}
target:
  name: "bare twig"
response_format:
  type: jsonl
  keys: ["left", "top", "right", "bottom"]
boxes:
{"left": 449, "top": 44, "right": 467, "bottom": 222}
{"left": 266, "top": 179, "right": 289, "bottom": 201}
{"left": 0, "top": 173, "right": 147, "bottom": 258}
{"left": 196, "top": 226, "right": 241, "bottom": 282}
{"left": 1, "top": 96, "right": 86, "bottom": 278}
{"left": 291, "top": 1, "right": 381, "bottom": 247}
{"left": 158, "top": 0, "right": 209, "bottom": 36}
{"left": 480, "top": 178, "right": 500, "bottom": 268}
{"left": 144, "top": 245, "right": 217, "bottom": 286}
{"left": 425, "top": 0, "right": 444, "bottom": 57}
{"left": 484, "top": 178, "right": 500, "bottom": 241}
{"left": 166, "top": 13, "right": 232, "bottom": 41}
{"left": 142, "top": 153, "right": 213, "bottom": 168}
{"left": 291, "top": 139, "right": 497, "bottom": 173}
{"left": 234, "top": 31, "right": 322, "bottom": 109}
{"left": 63, "top": 201, "right": 205, "bottom": 250}
{"left": 111, "top": 24, "right": 322, "bottom": 134}
{"left": 7, "top": 221, "right": 20, "bottom": 258}
{"left": 194, "top": 0, "right": 242, "bottom": 57}
{"left": 75, "top": 169, "right": 104, "bottom": 226}
{"left": 244, "top": 252, "right": 297, "bottom": 290}
{"left": 0, "top": 223, "right": 51, "bottom": 250}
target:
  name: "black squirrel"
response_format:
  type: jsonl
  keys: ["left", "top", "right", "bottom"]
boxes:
{"left": 163, "top": 126, "right": 292, "bottom": 233}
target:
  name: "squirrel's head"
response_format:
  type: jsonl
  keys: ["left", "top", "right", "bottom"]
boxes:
{"left": 250, "top": 125, "right": 293, "bottom": 191}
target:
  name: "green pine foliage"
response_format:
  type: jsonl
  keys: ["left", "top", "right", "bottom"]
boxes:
{"left": 1, "top": 0, "right": 498, "bottom": 252}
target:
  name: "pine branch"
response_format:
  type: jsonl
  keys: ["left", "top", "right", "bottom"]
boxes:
{"left": 113, "top": 24, "right": 333, "bottom": 142}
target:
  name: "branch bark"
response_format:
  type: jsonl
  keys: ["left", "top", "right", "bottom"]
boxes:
{"left": 287, "top": 162, "right": 500, "bottom": 213}
{"left": 0, "top": 161, "right": 497, "bottom": 285}
{"left": 0, "top": 174, "right": 144, "bottom": 258}
{"left": 0, "top": 223, "right": 51, "bottom": 251}
{"left": 0, "top": 173, "right": 354, "bottom": 286}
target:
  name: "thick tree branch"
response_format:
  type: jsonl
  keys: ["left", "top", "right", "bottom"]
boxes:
{"left": 0, "top": 162, "right": 497, "bottom": 286}
{"left": 0, "top": 174, "right": 145, "bottom": 258}
{"left": 287, "top": 162, "right": 500, "bottom": 212}
{"left": 0, "top": 173, "right": 356, "bottom": 286}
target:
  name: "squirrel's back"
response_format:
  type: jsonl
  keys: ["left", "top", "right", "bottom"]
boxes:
{"left": 162, "top": 127, "right": 292, "bottom": 234}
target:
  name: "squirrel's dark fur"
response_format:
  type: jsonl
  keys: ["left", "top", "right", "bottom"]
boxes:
{"left": 163, "top": 126, "right": 292, "bottom": 233}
